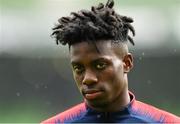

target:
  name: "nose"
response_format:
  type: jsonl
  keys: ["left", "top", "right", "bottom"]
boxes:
{"left": 82, "top": 70, "right": 98, "bottom": 85}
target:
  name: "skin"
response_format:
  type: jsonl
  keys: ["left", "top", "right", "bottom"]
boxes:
{"left": 70, "top": 40, "right": 133, "bottom": 112}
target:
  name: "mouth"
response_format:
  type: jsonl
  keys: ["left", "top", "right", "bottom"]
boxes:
{"left": 82, "top": 89, "right": 103, "bottom": 100}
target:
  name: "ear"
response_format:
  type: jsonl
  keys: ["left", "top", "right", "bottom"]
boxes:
{"left": 123, "top": 53, "right": 133, "bottom": 73}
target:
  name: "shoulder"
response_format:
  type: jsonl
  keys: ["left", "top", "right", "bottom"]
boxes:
{"left": 131, "top": 100, "right": 180, "bottom": 123}
{"left": 41, "top": 102, "right": 87, "bottom": 123}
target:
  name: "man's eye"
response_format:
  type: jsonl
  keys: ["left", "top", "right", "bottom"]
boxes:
{"left": 95, "top": 63, "right": 107, "bottom": 70}
{"left": 73, "top": 65, "right": 84, "bottom": 74}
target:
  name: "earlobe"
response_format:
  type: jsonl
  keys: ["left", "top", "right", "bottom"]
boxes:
{"left": 123, "top": 53, "right": 133, "bottom": 73}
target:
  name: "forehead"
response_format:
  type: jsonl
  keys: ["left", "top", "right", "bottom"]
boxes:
{"left": 69, "top": 41, "right": 114, "bottom": 60}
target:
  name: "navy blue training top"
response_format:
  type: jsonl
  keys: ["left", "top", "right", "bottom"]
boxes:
{"left": 41, "top": 92, "right": 180, "bottom": 123}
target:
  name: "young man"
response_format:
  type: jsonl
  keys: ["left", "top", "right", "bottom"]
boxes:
{"left": 42, "top": 0, "right": 180, "bottom": 123}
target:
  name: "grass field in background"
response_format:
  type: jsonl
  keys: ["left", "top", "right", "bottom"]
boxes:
{"left": 0, "top": 101, "right": 51, "bottom": 123}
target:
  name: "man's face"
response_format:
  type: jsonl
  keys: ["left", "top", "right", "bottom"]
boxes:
{"left": 70, "top": 41, "right": 133, "bottom": 110}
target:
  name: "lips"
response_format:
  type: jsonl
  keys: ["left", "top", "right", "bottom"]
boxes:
{"left": 82, "top": 89, "right": 103, "bottom": 100}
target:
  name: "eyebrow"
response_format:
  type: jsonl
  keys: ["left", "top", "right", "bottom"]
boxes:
{"left": 71, "top": 57, "right": 111, "bottom": 65}
{"left": 93, "top": 58, "right": 110, "bottom": 63}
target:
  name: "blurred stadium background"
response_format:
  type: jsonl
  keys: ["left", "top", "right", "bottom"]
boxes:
{"left": 0, "top": 0, "right": 180, "bottom": 122}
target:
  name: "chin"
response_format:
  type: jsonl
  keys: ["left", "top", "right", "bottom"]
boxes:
{"left": 86, "top": 98, "right": 110, "bottom": 109}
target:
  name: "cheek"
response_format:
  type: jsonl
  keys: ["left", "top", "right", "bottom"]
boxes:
{"left": 98, "top": 67, "right": 116, "bottom": 85}
{"left": 113, "top": 64, "right": 125, "bottom": 86}
{"left": 73, "top": 73, "right": 80, "bottom": 86}
{"left": 113, "top": 64, "right": 127, "bottom": 95}
{"left": 101, "top": 63, "right": 123, "bottom": 82}
{"left": 115, "top": 64, "right": 124, "bottom": 79}
{"left": 101, "top": 64, "right": 124, "bottom": 91}
{"left": 73, "top": 73, "right": 82, "bottom": 87}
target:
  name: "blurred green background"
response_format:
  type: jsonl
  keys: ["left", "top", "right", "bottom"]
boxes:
{"left": 0, "top": 0, "right": 180, "bottom": 123}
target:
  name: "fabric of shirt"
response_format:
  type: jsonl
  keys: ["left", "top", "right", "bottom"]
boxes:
{"left": 41, "top": 92, "right": 180, "bottom": 123}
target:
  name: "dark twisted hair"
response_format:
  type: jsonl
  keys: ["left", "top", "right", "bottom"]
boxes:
{"left": 51, "top": 0, "right": 135, "bottom": 46}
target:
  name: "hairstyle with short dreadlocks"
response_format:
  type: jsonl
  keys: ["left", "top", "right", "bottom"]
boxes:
{"left": 51, "top": 0, "right": 135, "bottom": 46}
